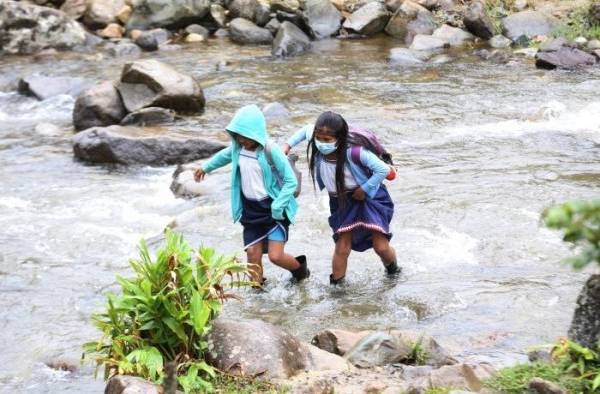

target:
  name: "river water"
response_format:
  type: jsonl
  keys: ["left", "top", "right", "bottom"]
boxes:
{"left": 1, "top": 37, "right": 599, "bottom": 392}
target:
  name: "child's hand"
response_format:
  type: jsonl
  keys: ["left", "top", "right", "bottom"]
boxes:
{"left": 352, "top": 187, "right": 366, "bottom": 201}
{"left": 194, "top": 168, "right": 206, "bottom": 182}
{"left": 282, "top": 143, "right": 291, "bottom": 155}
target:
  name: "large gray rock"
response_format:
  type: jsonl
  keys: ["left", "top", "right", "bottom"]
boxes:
{"left": 0, "top": 1, "right": 87, "bottom": 55}
{"left": 302, "top": 0, "right": 343, "bottom": 39}
{"left": 229, "top": 17, "right": 273, "bottom": 45}
{"left": 118, "top": 59, "right": 205, "bottom": 114}
{"left": 463, "top": 0, "right": 495, "bottom": 40}
{"left": 385, "top": 0, "right": 434, "bottom": 44}
{"left": 73, "top": 81, "right": 127, "bottom": 131}
{"left": 343, "top": 2, "right": 391, "bottom": 36}
{"left": 535, "top": 46, "right": 596, "bottom": 69}
{"left": 105, "top": 375, "right": 162, "bottom": 394}
{"left": 409, "top": 34, "right": 447, "bottom": 51}
{"left": 344, "top": 332, "right": 410, "bottom": 368}
{"left": 126, "top": 0, "right": 211, "bottom": 30}
{"left": 206, "top": 318, "right": 312, "bottom": 378}
{"left": 538, "top": 37, "right": 567, "bottom": 52}
{"left": 83, "top": 0, "right": 125, "bottom": 29}
{"left": 501, "top": 10, "right": 557, "bottom": 41}
{"left": 72, "top": 125, "right": 226, "bottom": 165}
{"left": 120, "top": 107, "right": 176, "bottom": 126}
{"left": 391, "top": 330, "right": 457, "bottom": 367}
{"left": 18, "top": 76, "right": 93, "bottom": 100}
{"left": 569, "top": 274, "right": 600, "bottom": 349}
{"left": 311, "top": 329, "right": 371, "bottom": 356}
{"left": 272, "top": 21, "right": 311, "bottom": 57}
{"left": 432, "top": 24, "right": 474, "bottom": 46}
{"left": 228, "top": 0, "right": 259, "bottom": 22}
{"left": 107, "top": 40, "right": 142, "bottom": 57}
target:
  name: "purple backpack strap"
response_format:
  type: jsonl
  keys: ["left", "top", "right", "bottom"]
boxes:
{"left": 350, "top": 145, "right": 362, "bottom": 166}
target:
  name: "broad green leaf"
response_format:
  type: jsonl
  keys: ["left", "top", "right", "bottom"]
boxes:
{"left": 190, "top": 292, "right": 211, "bottom": 336}
{"left": 163, "top": 317, "right": 188, "bottom": 343}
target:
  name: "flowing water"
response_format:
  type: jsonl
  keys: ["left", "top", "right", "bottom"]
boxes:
{"left": 1, "top": 37, "right": 600, "bottom": 392}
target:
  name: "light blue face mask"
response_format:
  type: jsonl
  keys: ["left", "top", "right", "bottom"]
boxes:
{"left": 315, "top": 140, "right": 338, "bottom": 155}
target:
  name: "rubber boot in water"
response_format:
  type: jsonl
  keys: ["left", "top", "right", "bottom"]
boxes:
{"left": 290, "top": 255, "right": 310, "bottom": 282}
{"left": 329, "top": 274, "right": 345, "bottom": 286}
{"left": 384, "top": 261, "right": 401, "bottom": 276}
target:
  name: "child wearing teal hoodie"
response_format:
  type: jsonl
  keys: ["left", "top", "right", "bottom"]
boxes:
{"left": 194, "top": 105, "right": 309, "bottom": 286}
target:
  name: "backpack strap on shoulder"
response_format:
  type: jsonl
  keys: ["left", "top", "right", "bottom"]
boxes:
{"left": 350, "top": 145, "right": 362, "bottom": 166}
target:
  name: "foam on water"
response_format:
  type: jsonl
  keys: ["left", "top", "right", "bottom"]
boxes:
{"left": 442, "top": 101, "right": 600, "bottom": 140}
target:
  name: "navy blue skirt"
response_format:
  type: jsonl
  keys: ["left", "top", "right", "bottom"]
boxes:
{"left": 240, "top": 194, "right": 289, "bottom": 253}
{"left": 328, "top": 185, "right": 394, "bottom": 252}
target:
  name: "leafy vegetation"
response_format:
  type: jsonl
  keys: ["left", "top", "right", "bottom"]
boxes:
{"left": 485, "top": 339, "right": 600, "bottom": 393}
{"left": 213, "top": 375, "right": 289, "bottom": 394}
{"left": 423, "top": 387, "right": 452, "bottom": 394}
{"left": 83, "top": 230, "right": 252, "bottom": 393}
{"left": 543, "top": 200, "right": 600, "bottom": 270}
{"left": 405, "top": 337, "right": 429, "bottom": 366}
{"left": 552, "top": 2, "right": 600, "bottom": 40}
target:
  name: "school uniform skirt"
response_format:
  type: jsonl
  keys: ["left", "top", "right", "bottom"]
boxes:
{"left": 328, "top": 185, "right": 394, "bottom": 252}
{"left": 240, "top": 194, "right": 289, "bottom": 252}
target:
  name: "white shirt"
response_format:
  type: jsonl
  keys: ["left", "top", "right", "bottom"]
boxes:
{"left": 239, "top": 148, "right": 268, "bottom": 200}
{"left": 319, "top": 159, "right": 358, "bottom": 194}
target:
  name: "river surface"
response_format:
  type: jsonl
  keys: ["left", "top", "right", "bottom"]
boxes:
{"left": 1, "top": 37, "right": 599, "bottom": 392}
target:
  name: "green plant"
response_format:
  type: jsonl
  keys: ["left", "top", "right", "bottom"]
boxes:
{"left": 424, "top": 387, "right": 452, "bottom": 394}
{"left": 484, "top": 361, "right": 585, "bottom": 393}
{"left": 406, "top": 337, "right": 429, "bottom": 366}
{"left": 552, "top": 2, "right": 600, "bottom": 40}
{"left": 551, "top": 338, "right": 600, "bottom": 392}
{"left": 213, "top": 374, "right": 289, "bottom": 394}
{"left": 83, "top": 230, "right": 251, "bottom": 392}
{"left": 543, "top": 200, "right": 600, "bottom": 270}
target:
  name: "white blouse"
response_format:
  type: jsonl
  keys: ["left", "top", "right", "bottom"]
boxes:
{"left": 319, "top": 159, "right": 358, "bottom": 194}
{"left": 238, "top": 148, "right": 268, "bottom": 200}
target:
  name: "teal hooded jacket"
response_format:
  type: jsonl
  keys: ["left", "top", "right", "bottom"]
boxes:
{"left": 201, "top": 105, "right": 298, "bottom": 223}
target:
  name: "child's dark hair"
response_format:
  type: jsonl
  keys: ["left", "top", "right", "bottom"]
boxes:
{"left": 308, "top": 111, "right": 350, "bottom": 205}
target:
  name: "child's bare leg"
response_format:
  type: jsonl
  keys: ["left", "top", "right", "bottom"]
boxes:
{"left": 372, "top": 232, "right": 400, "bottom": 274}
{"left": 332, "top": 232, "right": 352, "bottom": 281}
{"left": 268, "top": 241, "right": 310, "bottom": 281}
{"left": 246, "top": 243, "right": 264, "bottom": 285}
{"left": 267, "top": 241, "right": 300, "bottom": 270}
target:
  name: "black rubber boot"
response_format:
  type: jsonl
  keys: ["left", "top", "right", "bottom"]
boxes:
{"left": 384, "top": 261, "right": 401, "bottom": 275}
{"left": 290, "top": 255, "right": 310, "bottom": 282}
{"left": 329, "top": 274, "right": 345, "bottom": 285}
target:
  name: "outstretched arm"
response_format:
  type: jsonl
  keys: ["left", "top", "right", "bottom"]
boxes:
{"left": 283, "top": 123, "right": 314, "bottom": 154}
{"left": 194, "top": 145, "right": 233, "bottom": 181}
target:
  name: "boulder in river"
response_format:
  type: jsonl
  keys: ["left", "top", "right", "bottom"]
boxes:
{"left": 272, "top": 21, "right": 311, "bottom": 57}
{"left": 535, "top": 46, "right": 597, "bottom": 69}
{"left": 463, "top": 0, "right": 495, "bottom": 40}
{"left": 206, "top": 318, "right": 312, "bottom": 378}
{"left": 120, "top": 107, "right": 176, "bottom": 126}
{"left": 210, "top": 4, "right": 227, "bottom": 28}
{"left": 73, "top": 81, "right": 127, "bottom": 131}
{"left": 72, "top": 125, "right": 226, "bottom": 165}
{"left": 344, "top": 332, "right": 410, "bottom": 368}
{"left": 0, "top": 0, "right": 87, "bottom": 55}
{"left": 343, "top": 2, "right": 391, "bottom": 36}
{"left": 432, "top": 24, "right": 474, "bottom": 46}
{"left": 229, "top": 18, "right": 273, "bottom": 45}
{"left": 501, "top": 10, "right": 557, "bottom": 41}
{"left": 302, "top": 0, "right": 343, "bottom": 39}
{"left": 107, "top": 40, "right": 142, "bottom": 57}
{"left": 118, "top": 59, "right": 205, "bottom": 114}
{"left": 428, "top": 363, "right": 496, "bottom": 391}
{"left": 311, "top": 329, "right": 372, "bottom": 356}
{"left": 489, "top": 34, "right": 512, "bottom": 48}
{"left": 83, "top": 0, "right": 125, "bottom": 29}
{"left": 135, "top": 29, "right": 170, "bottom": 51}
{"left": 409, "top": 34, "right": 447, "bottom": 51}
{"left": 228, "top": 0, "right": 259, "bottom": 22}
{"left": 385, "top": 0, "right": 435, "bottom": 44}
{"left": 18, "top": 76, "right": 93, "bottom": 101}
{"left": 126, "top": 0, "right": 211, "bottom": 30}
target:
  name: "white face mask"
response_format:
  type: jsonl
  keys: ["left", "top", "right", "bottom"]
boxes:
{"left": 315, "top": 140, "right": 338, "bottom": 155}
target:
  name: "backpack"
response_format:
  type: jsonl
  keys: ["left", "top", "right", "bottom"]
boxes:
{"left": 348, "top": 126, "right": 394, "bottom": 166}
{"left": 264, "top": 142, "right": 302, "bottom": 197}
